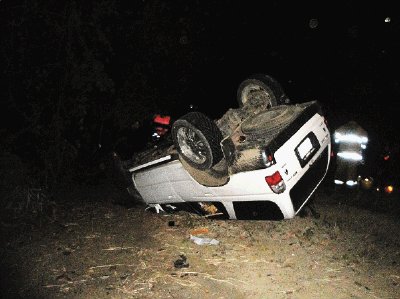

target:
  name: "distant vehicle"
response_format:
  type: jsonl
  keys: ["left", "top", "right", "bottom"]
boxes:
{"left": 127, "top": 74, "right": 332, "bottom": 220}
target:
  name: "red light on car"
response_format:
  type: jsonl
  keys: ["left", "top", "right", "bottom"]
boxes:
{"left": 263, "top": 147, "right": 276, "bottom": 168}
{"left": 265, "top": 171, "right": 286, "bottom": 194}
{"left": 153, "top": 114, "right": 171, "bottom": 125}
{"left": 265, "top": 171, "right": 282, "bottom": 185}
{"left": 383, "top": 155, "right": 390, "bottom": 161}
{"left": 384, "top": 185, "right": 394, "bottom": 194}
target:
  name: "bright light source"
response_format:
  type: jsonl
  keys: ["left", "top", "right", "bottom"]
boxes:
{"left": 385, "top": 17, "right": 391, "bottom": 23}
{"left": 337, "top": 151, "right": 363, "bottom": 161}
{"left": 384, "top": 185, "right": 394, "bottom": 194}
{"left": 346, "top": 180, "right": 358, "bottom": 186}
{"left": 361, "top": 177, "right": 373, "bottom": 190}
{"left": 334, "top": 132, "right": 368, "bottom": 144}
{"left": 334, "top": 179, "right": 344, "bottom": 185}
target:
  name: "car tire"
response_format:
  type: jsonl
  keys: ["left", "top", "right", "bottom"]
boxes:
{"left": 237, "top": 74, "right": 290, "bottom": 108}
{"left": 172, "top": 112, "right": 224, "bottom": 170}
{"left": 241, "top": 105, "right": 298, "bottom": 135}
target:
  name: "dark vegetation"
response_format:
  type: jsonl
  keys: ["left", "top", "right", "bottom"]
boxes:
{"left": 1, "top": 0, "right": 207, "bottom": 194}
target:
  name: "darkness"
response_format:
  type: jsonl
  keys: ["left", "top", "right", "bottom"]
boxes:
{"left": 1, "top": 0, "right": 399, "bottom": 189}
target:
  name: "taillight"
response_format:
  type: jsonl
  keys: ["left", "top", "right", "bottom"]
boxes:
{"left": 262, "top": 147, "right": 276, "bottom": 168}
{"left": 265, "top": 171, "right": 286, "bottom": 194}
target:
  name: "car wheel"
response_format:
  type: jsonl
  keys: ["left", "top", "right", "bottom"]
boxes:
{"left": 237, "top": 74, "right": 290, "bottom": 108}
{"left": 241, "top": 105, "right": 298, "bottom": 135}
{"left": 172, "top": 112, "right": 224, "bottom": 170}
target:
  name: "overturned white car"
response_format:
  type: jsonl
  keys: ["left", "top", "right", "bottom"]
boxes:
{"left": 128, "top": 74, "right": 331, "bottom": 220}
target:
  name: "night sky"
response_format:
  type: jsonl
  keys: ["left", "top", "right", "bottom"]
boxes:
{"left": 140, "top": 1, "right": 400, "bottom": 145}
{"left": 182, "top": 2, "right": 400, "bottom": 144}
{"left": 1, "top": 0, "right": 399, "bottom": 184}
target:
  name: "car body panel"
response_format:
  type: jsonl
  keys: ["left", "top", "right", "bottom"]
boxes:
{"left": 130, "top": 110, "right": 331, "bottom": 220}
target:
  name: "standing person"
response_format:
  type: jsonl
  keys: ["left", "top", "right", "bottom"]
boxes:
{"left": 151, "top": 113, "right": 172, "bottom": 142}
{"left": 333, "top": 120, "right": 368, "bottom": 188}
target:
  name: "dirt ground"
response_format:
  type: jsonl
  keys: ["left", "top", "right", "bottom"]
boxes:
{"left": 1, "top": 181, "right": 399, "bottom": 299}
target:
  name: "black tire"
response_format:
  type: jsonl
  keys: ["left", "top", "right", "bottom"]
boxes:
{"left": 241, "top": 105, "right": 298, "bottom": 135}
{"left": 237, "top": 74, "right": 290, "bottom": 108}
{"left": 172, "top": 112, "right": 224, "bottom": 170}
